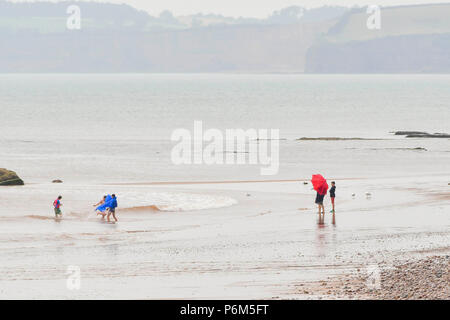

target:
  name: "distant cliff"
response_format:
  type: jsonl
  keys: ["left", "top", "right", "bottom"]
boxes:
{"left": 306, "top": 33, "right": 450, "bottom": 73}
{"left": 1, "top": 1, "right": 450, "bottom": 73}
{"left": 305, "top": 4, "right": 450, "bottom": 73}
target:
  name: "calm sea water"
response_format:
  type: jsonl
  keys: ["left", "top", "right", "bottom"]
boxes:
{"left": 0, "top": 74, "right": 449, "bottom": 182}
{"left": 1, "top": 74, "right": 449, "bottom": 139}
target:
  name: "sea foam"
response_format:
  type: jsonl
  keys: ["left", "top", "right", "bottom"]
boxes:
{"left": 118, "top": 191, "right": 237, "bottom": 212}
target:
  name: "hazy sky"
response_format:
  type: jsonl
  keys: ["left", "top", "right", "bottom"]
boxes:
{"left": 12, "top": 0, "right": 449, "bottom": 17}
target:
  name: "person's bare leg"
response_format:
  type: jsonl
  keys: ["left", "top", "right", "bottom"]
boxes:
{"left": 106, "top": 209, "right": 111, "bottom": 222}
{"left": 112, "top": 212, "right": 118, "bottom": 222}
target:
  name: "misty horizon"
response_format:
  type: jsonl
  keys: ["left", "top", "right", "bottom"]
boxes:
{"left": 6, "top": 0, "right": 450, "bottom": 18}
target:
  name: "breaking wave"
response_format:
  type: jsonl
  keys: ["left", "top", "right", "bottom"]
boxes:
{"left": 118, "top": 192, "right": 237, "bottom": 212}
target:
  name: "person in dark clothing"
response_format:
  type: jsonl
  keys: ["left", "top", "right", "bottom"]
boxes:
{"left": 315, "top": 192, "right": 325, "bottom": 214}
{"left": 106, "top": 194, "right": 118, "bottom": 223}
{"left": 329, "top": 181, "right": 336, "bottom": 213}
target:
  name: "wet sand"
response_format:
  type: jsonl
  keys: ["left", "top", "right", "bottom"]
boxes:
{"left": 0, "top": 176, "right": 448, "bottom": 299}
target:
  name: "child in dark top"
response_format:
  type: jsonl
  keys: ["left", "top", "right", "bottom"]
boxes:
{"left": 330, "top": 181, "right": 336, "bottom": 213}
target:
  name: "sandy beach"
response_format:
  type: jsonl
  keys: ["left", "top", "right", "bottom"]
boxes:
{"left": 0, "top": 175, "right": 448, "bottom": 299}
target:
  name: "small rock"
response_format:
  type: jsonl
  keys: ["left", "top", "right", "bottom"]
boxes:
{"left": 52, "top": 179, "right": 63, "bottom": 183}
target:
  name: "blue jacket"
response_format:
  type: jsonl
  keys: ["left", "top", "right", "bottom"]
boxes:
{"left": 109, "top": 198, "right": 118, "bottom": 209}
{"left": 96, "top": 195, "right": 112, "bottom": 212}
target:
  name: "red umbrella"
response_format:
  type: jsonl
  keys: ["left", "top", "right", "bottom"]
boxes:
{"left": 311, "top": 174, "right": 328, "bottom": 196}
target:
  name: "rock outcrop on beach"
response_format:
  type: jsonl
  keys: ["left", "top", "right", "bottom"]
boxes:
{"left": 52, "top": 179, "right": 63, "bottom": 183}
{"left": 0, "top": 169, "right": 24, "bottom": 186}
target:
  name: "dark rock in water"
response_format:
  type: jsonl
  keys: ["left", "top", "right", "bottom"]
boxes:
{"left": 303, "top": 182, "right": 308, "bottom": 185}
{"left": 370, "top": 147, "right": 427, "bottom": 151}
{"left": 406, "top": 133, "right": 450, "bottom": 138}
{"left": 52, "top": 179, "right": 63, "bottom": 183}
{"left": 0, "top": 168, "right": 24, "bottom": 186}
{"left": 394, "top": 130, "right": 450, "bottom": 138}
{"left": 431, "top": 133, "right": 450, "bottom": 138}
{"left": 297, "top": 137, "right": 380, "bottom": 141}
{"left": 394, "top": 131, "right": 428, "bottom": 136}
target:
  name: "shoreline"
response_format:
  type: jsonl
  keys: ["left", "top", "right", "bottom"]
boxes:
{"left": 103, "top": 177, "right": 365, "bottom": 186}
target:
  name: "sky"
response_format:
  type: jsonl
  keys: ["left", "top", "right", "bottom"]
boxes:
{"left": 10, "top": 0, "right": 449, "bottom": 17}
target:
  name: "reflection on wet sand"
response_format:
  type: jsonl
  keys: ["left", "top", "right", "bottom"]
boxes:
{"left": 315, "top": 213, "right": 326, "bottom": 258}
{"left": 316, "top": 212, "right": 336, "bottom": 227}
{"left": 317, "top": 213, "right": 325, "bottom": 227}
{"left": 315, "top": 212, "right": 338, "bottom": 257}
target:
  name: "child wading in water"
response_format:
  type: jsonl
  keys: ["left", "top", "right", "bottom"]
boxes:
{"left": 330, "top": 181, "right": 336, "bottom": 213}
{"left": 106, "top": 194, "right": 118, "bottom": 223}
{"left": 93, "top": 195, "right": 108, "bottom": 218}
{"left": 53, "top": 195, "right": 63, "bottom": 218}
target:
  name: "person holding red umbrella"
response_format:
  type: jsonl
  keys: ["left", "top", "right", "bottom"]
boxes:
{"left": 311, "top": 174, "right": 329, "bottom": 214}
